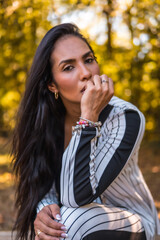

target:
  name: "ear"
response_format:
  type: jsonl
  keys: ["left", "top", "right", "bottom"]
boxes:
{"left": 48, "top": 82, "right": 58, "bottom": 93}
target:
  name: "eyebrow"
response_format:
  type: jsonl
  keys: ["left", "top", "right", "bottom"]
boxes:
{"left": 58, "top": 51, "right": 93, "bottom": 67}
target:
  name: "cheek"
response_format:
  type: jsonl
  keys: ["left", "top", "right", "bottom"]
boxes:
{"left": 93, "top": 63, "right": 100, "bottom": 75}
{"left": 55, "top": 73, "right": 76, "bottom": 91}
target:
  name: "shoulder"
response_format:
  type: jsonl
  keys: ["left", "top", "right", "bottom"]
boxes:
{"left": 101, "top": 96, "right": 146, "bottom": 142}
{"left": 100, "top": 96, "right": 145, "bottom": 128}
{"left": 109, "top": 96, "right": 140, "bottom": 112}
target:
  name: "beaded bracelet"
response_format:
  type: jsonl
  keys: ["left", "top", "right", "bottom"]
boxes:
{"left": 80, "top": 117, "right": 102, "bottom": 128}
{"left": 72, "top": 117, "right": 102, "bottom": 134}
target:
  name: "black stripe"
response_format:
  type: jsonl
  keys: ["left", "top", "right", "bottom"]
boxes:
{"left": 96, "top": 104, "right": 114, "bottom": 146}
{"left": 96, "top": 110, "right": 141, "bottom": 197}
{"left": 106, "top": 187, "right": 134, "bottom": 209}
{"left": 73, "top": 110, "right": 141, "bottom": 206}
{"left": 61, "top": 206, "right": 69, "bottom": 216}
{"left": 114, "top": 181, "right": 138, "bottom": 208}
{"left": 95, "top": 109, "right": 120, "bottom": 169}
{"left": 115, "top": 174, "right": 151, "bottom": 214}
{"left": 98, "top": 104, "right": 114, "bottom": 125}
{"left": 137, "top": 226, "right": 144, "bottom": 232}
{"left": 68, "top": 207, "right": 125, "bottom": 233}
{"left": 67, "top": 206, "right": 103, "bottom": 231}
{"left": 62, "top": 207, "right": 79, "bottom": 225}
{"left": 115, "top": 219, "right": 140, "bottom": 230}
{"left": 82, "top": 230, "right": 146, "bottom": 240}
{"left": 74, "top": 128, "right": 96, "bottom": 205}
{"left": 129, "top": 159, "right": 150, "bottom": 203}
{"left": 78, "top": 213, "right": 135, "bottom": 240}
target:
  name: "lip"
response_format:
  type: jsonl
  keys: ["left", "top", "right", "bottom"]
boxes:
{"left": 80, "top": 86, "right": 86, "bottom": 93}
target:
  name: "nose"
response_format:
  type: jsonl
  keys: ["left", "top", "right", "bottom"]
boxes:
{"left": 79, "top": 63, "right": 92, "bottom": 81}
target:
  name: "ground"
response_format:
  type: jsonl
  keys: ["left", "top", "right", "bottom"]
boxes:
{"left": 0, "top": 137, "right": 160, "bottom": 231}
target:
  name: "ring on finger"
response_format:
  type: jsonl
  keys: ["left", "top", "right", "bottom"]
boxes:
{"left": 101, "top": 79, "right": 109, "bottom": 83}
{"left": 36, "top": 229, "right": 42, "bottom": 237}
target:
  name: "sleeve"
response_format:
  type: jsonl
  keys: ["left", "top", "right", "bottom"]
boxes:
{"left": 60, "top": 108, "right": 145, "bottom": 208}
{"left": 36, "top": 182, "right": 59, "bottom": 213}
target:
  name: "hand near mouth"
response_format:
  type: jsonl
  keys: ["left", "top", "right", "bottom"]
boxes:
{"left": 80, "top": 74, "right": 114, "bottom": 122}
{"left": 80, "top": 86, "right": 86, "bottom": 94}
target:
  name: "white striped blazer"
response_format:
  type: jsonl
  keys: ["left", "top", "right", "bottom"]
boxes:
{"left": 37, "top": 96, "right": 160, "bottom": 239}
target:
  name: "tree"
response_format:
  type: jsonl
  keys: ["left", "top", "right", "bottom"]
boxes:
{"left": 50, "top": 0, "right": 160, "bottom": 139}
{"left": 0, "top": 0, "right": 53, "bottom": 134}
{"left": 0, "top": 0, "right": 159, "bottom": 140}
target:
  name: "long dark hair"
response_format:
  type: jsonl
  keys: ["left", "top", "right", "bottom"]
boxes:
{"left": 12, "top": 23, "right": 95, "bottom": 240}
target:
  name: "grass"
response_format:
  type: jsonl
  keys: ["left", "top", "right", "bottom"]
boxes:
{"left": 0, "top": 137, "right": 160, "bottom": 230}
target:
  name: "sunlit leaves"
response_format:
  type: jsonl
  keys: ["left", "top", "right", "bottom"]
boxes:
{"left": 0, "top": 0, "right": 160, "bottom": 139}
{"left": 0, "top": 0, "right": 52, "bottom": 133}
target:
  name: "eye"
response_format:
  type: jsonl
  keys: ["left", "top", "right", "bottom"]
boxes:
{"left": 63, "top": 65, "right": 74, "bottom": 71}
{"left": 85, "top": 58, "right": 94, "bottom": 64}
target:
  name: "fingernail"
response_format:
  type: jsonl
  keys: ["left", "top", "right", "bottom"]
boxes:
{"left": 55, "top": 214, "right": 61, "bottom": 220}
{"left": 61, "top": 226, "right": 67, "bottom": 231}
{"left": 61, "top": 233, "right": 68, "bottom": 238}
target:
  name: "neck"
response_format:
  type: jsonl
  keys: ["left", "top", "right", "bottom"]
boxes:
{"left": 65, "top": 109, "right": 80, "bottom": 126}
{"left": 64, "top": 102, "right": 81, "bottom": 126}
{"left": 63, "top": 101, "right": 81, "bottom": 150}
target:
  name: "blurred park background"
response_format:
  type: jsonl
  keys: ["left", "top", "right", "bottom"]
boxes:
{"left": 0, "top": 0, "right": 160, "bottom": 231}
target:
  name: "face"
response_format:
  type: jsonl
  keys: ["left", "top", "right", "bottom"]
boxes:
{"left": 49, "top": 35, "right": 100, "bottom": 106}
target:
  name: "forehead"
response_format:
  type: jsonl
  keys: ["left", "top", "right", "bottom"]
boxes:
{"left": 51, "top": 35, "right": 91, "bottom": 63}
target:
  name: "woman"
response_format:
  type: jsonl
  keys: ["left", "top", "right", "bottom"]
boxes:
{"left": 12, "top": 23, "right": 160, "bottom": 240}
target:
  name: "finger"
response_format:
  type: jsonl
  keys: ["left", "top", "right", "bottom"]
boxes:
{"left": 109, "top": 77, "right": 114, "bottom": 89}
{"left": 37, "top": 217, "right": 65, "bottom": 231}
{"left": 35, "top": 236, "right": 39, "bottom": 240}
{"left": 100, "top": 74, "right": 109, "bottom": 85}
{"left": 93, "top": 75, "right": 102, "bottom": 89}
{"left": 49, "top": 204, "right": 61, "bottom": 221}
{"left": 107, "top": 77, "right": 114, "bottom": 95}
{"left": 100, "top": 75, "right": 110, "bottom": 95}
{"left": 36, "top": 209, "right": 65, "bottom": 230}
{"left": 103, "top": 77, "right": 114, "bottom": 101}
{"left": 87, "top": 79, "right": 94, "bottom": 86}
{"left": 37, "top": 230, "right": 60, "bottom": 240}
{"left": 35, "top": 217, "right": 67, "bottom": 237}
{"left": 85, "top": 80, "right": 94, "bottom": 92}
{"left": 37, "top": 221, "right": 66, "bottom": 238}
{"left": 100, "top": 75, "right": 114, "bottom": 103}
{"left": 38, "top": 230, "right": 67, "bottom": 240}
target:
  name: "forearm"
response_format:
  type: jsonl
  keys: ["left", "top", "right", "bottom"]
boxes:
{"left": 60, "top": 109, "right": 145, "bottom": 208}
{"left": 60, "top": 127, "right": 99, "bottom": 207}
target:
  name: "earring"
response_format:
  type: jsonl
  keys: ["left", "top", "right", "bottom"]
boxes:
{"left": 54, "top": 91, "right": 58, "bottom": 100}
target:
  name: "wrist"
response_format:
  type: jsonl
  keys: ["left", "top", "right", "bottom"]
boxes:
{"left": 72, "top": 116, "right": 102, "bottom": 134}
{"left": 77, "top": 117, "right": 102, "bottom": 134}
{"left": 81, "top": 112, "right": 99, "bottom": 122}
